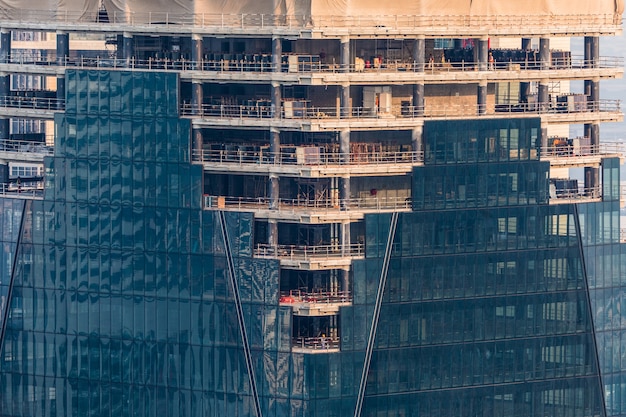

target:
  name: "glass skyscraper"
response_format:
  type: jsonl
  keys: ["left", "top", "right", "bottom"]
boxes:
{"left": 0, "top": 2, "right": 623, "bottom": 417}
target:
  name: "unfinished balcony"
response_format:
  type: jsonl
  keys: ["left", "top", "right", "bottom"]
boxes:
{"left": 541, "top": 140, "right": 624, "bottom": 168}
{"left": 279, "top": 289, "right": 352, "bottom": 316}
{"left": 194, "top": 146, "right": 421, "bottom": 177}
{"left": 0, "top": 139, "right": 53, "bottom": 163}
{"left": 254, "top": 243, "right": 364, "bottom": 270}
{"left": 203, "top": 194, "right": 411, "bottom": 222}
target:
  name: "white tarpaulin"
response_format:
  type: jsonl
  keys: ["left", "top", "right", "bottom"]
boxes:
{"left": 0, "top": 0, "right": 622, "bottom": 24}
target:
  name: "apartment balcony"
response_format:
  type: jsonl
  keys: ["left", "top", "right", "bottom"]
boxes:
{"left": 203, "top": 195, "right": 411, "bottom": 222}
{"left": 254, "top": 243, "right": 364, "bottom": 270}
{"left": 548, "top": 184, "right": 603, "bottom": 204}
{"left": 194, "top": 148, "right": 421, "bottom": 177}
{"left": 280, "top": 289, "right": 352, "bottom": 316}
{"left": 0, "top": 139, "right": 53, "bottom": 162}
{"left": 292, "top": 336, "right": 340, "bottom": 353}
{"left": 0, "top": 183, "right": 43, "bottom": 200}
{"left": 187, "top": 100, "right": 623, "bottom": 130}
{"left": 541, "top": 142, "right": 624, "bottom": 168}
{"left": 2, "top": 53, "right": 621, "bottom": 85}
{"left": 0, "top": 95, "right": 61, "bottom": 119}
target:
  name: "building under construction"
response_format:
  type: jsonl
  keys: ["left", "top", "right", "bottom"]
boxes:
{"left": 0, "top": 1, "right": 624, "bottom": 416}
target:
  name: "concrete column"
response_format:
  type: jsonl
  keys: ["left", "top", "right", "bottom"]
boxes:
{"left": 270, "top": 127, "right": 280, "bottom": 163}
{"left": 340, "top": 36, "right": 350, "bottom": 73}
{"left": 0, "top": 159, "right": 7, "bottom": 184}
{"left": 411, "top": 125, "right": 423, "bottom": 161}
{"left": 584, "top": 36, "right": 599, "bottom": 68}
{"left": 538, "top": 80, "right": 549, "bottom": 111}
{"left": 269, "top": 173, "right": 279, "bottom": 210}
{"left": 123, "top": 32, "right": 133, "bottom": 67}
{"left": 193, "top": 128, "right": 203, "bottom": 160}
{"left": 477, "top": 81, "right": 487, "bottom": 115}
{"left": 0, "top": 29, "right": 10, "bottom": 64}
{"left": 56, "top": 75, "right": 65, "bottom": 110}
{"left": 56, "top": 31, "right": 69, "bottom": 66}
{"left": 477, "top": 37, "right": 488, "bottom": 71}
{"left": 271, "top": 81, "right": 281, "bottom": 118}
{"left": 339, "top": 128, "right": 350, "bottom": 210}
{"left": 539, "top": 37, "right": 550, "bottom": 70}
{"left": 340, "top": 83, "right": 350, "bottom": 118}
{"left": 268, "top": 219, "right": 278, "bottom": 248}
{"left": 191, "top": 34, "right": 203, "bottom": 69}
{"left": 588, "top": 78, "right": 599, "bottom": 111}
{"left": 540, "top": 127, "right": 548, "bottom": 151}
{"left": 341, "top": 220, "right": 351, "bottom": 258}
{"left": 0, "top": 71, "right": 8, "bottom": 99}
{"left": 342, "top": 267, "right": 350, "bottom": 298}
{"left": 413, "top": 37, "right": 425, "bottom": 72}
{"left": 272, "top": 36, "right": 282, "bottom": 72}
{"left": 413, "top": 83, "right": 424, "bottom": 116}
{"left": 0, "top": 118, "right": 8, "bottom": 140}
{"left": 192, "top": 80, "right": 203, "bottom": 115}
{"left": 584, "top": 166, "right": 599, "bottom": 196}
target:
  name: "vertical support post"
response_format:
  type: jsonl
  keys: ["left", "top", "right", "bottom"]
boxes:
{"left": 413, "top": 83, "right": 424, "bottom": 116}
{"left": 341, "top": 220, "right": 351, "bottom": 258}
{"left": 584, "top": 123, "right": 600, "bottom": 195}
{"left": 539, "top": 37, "right": 550, "bottom": 70}
{"left": 340, "top": 36, "right": 350, "bottom": 73}
{"left": 193, "top": 128, "right": 203, "bottom": 161}
{"left": 340, "top": 129, "right": 350, "bottom": 210}
{"left": 520, "top": 38, "right": 531, "bottom": 100}
{"left": 268, "top": 219, "right": 278, "bottom": 249}
{"left": 269, "top": 173, "right": 279, "bottom": 210}
{"left": 413, "top": 36, "right": 425, "bottom": 72}
{"left": 272, "top": 36, "right": 282, "bottom": 72}
{"left": 191, "top": 33, "right": 203, "bottom": 69}
{"left": 0, "top": 71, "right": 8, "bottom": 139}
{"left": 123, "top": 32, "right": 133, "bottom": 68}
{"left": 192, "top": 80, "right": 203, "bottom": 115}
{"left": 411, "top": 125, "right": 423, "bottom": 161}
{"left": 477, "top": 81, "right": 487, "bottom": 115}
{"left": 0, "top": 159, "right": 7, "bottom": 185}
{"left": 341, "top": 267, "right": 350, "bottom": 302}
{"left": 56, "top": 31, "right": 69, "bottom": 66}
{"left": 271, "top": 81, "right": 281, "bottom": 118}
{"left": 56, "top": 74, "right": 65, "bottom": 110}
{"left": 477, "top": 37, "right": 488, "bottom": 71}
{"left": 0, "top": 28, "right": 10, "bottom": 64}
{"left": 540, "top": 126, "right": 548, "bottom": 152}
{"left": 584, "top": 36, "right": 599, "bottom": 69}
{"left": 340, "top": 83, "right": 350, "bottom": 118}
{"left": 538, "top": 80, "right": 549, "bottom": 111}
{"left": 270, "top": 127, "right": 280, "bottom": 164}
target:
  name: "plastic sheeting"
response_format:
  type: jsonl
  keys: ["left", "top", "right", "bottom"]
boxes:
{"left": 0, "top": 0, "right": 622, "bottom": 24}
{"left": 0, "top": 0, "right": 100, "bottom": 21}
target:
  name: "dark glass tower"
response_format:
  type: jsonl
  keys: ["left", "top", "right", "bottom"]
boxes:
{"left": 0, "top": 69, "right": 622, "bottom": 416}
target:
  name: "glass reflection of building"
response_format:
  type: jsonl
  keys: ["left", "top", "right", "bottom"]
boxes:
{"left": 0, "top": 4, "right": 624, "bottom": 417}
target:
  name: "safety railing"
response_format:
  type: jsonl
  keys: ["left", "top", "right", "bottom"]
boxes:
{"left": 0, "top": 183, "right": 43, "bottom": 198}
{"left": 0, "top": 139, "right": 53, "bottom": 155}
{"left": 4, "top": 53, "right": 622, "bottom": 75}
{"left": 293, "top": 336, "right": 340, "bottom": 351}
{"left": 182, "top": 100, "right": 622, "bottom": 120}
{"left": 280, "top": 290, "right": 352, "bottom": 304}
{"left": 203, "top": 195, "right": 412, "bottom": 212}
{"left": 0, "top": 95, "right": 63, "bottom": 111}
{"left": 541, "top": 142, "right": 624, "bottom": 158}
{"left": 192, "top": 148, "right": 422, "bottom": 166}
{"left": 0, "top": 10, "right": 620, "bottom": 31}
{"left": 255, "top": 243, "right": 364, "bottom": 260}
{"left": 549, "top": 185, "right": 602, "bottom": 201}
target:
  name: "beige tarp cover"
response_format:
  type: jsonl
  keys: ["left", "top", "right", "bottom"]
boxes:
{"left": 0, "top": 0, "right": 622, "bottom": 23}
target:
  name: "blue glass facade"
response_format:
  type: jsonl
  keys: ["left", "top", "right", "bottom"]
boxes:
{"left": 0, "top": 71, "right": 624, "bottom": 417}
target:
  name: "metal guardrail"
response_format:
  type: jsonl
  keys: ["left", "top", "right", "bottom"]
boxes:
{"left": 0, "top": 183, "right": 43, "bottom": 198}
{"left": 280, "top": 290, "right": 352, "bottom": 304}
{"left": 193, "top": 148, "right": 422, "bottom": 166}
{"left": 3, "top": 54, "right": 623, "bottom": 74}
{"left": 0, "top": 10, "right": 620, "bottom": 31}
{"left": 255, "top": 243, "right": 364, "bottom": 260}
{"left": 204, "top": 195, "right": 412, "bottom": 212}
{"left": 293, "top": 336, "right": 340, "bottom": 351}
{"left": 0, "top": 95, "right": 63, "bottom": 111}
{"left": 182, "top": 100, "right": 622, "bottom": 120}
{"left": 0, "top": 139, "right": 53, "bottom": 155}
